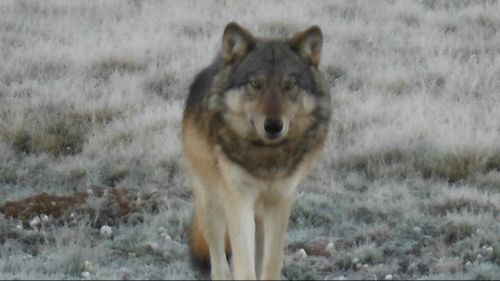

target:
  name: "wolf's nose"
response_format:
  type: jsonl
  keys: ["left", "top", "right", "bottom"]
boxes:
{"left": 264, "top": 117, "right": 283, "bottom": 139}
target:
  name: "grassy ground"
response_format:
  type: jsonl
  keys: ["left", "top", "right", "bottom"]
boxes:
{"left": 1, "top": 0, "right": 500, "bottom": 279}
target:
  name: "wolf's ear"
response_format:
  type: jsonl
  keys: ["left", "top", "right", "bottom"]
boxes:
{"left": 222, "top": 22, "right": 256, "bottom": 64}
{"left": 290, "top": 25, "right": 323, "bottom": 66}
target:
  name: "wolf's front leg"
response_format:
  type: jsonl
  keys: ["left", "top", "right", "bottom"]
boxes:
{"left": 259, "top": 196, "right": 294, "bottom": 280}
{"left": 224, "top": 190, "right": 258, "bottom": 280}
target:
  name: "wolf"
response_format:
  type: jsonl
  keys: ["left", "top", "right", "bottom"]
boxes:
{"left": 181, "top": 22, "right": 331, "bottom": 280}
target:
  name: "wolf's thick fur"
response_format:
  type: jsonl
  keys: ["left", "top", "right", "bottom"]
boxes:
{"left": 182, "top": 22, "right": 331, "bottom": 280}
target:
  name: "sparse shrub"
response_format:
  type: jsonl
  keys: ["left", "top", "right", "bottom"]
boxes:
{"left": 91, "top": 57, "right": 146, "bottom": 81}
{"left": 145, "top": 73, "right": 178, "bottom": 99}
{"left": 258, "top": 21, "right": 297, "bottom": 36}
{"left": 62, "top": 247, "right": 86, "bottom": 277}
{"left": 385, "top": 79, "right": 407, "bottom": 95}
{"left": 0, "top": 167, "right": 18, "bottom": 184}
{"left": 282, "top": 262, "right": 319, "bottom": 280}
{"left": 335, "top": 255, "right": 353, "bottom": 271}
{"left": 469, "top": 262, "right": 500, "bottom": 280}
{"left": 2, "top": 128, "right": 32, "bottom": 154}
{"left": 442, "top": 220, "right": 475, "bottom": 245}
{"left": 489, "top": 243, "right": 500, "bottom": 265}
{"left": 430, "top": 197, "right": 496, "bottom": 216}
{"left": 290, "top": 192, "right": 335, "bottom": 229}
{"left": 160, "top": 160, "right": 180, "bottom": 182}
{"left": 325, "top": 65, "right": 346, "bottom": 86}
{"left": 399, "top": 13, "right": 420, "bottom": 28}
{"left": 103, "top": 167, "right": 129, "bottom": 187}
{"left": 351, "top": 206, "right": 387, "bottom": 224}
{"left": 1, "top": 110, "right": 93, "bottom": 156}
{"left": 484, "top": 153, "right": 500, "bottom": 172}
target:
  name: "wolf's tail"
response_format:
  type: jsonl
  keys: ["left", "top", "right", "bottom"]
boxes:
{"left": 189, "top": 210, "right": 231, "bottom": 270}
{"left": 189, "top": 212, "right": 210, "bottom": 270}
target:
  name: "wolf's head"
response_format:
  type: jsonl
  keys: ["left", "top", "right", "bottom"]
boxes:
{"left": 210, "top": 22, "right": 331, "bottom": 147}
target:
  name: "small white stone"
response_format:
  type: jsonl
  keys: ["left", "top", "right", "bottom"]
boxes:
{"left": 326, "top": 242, "right": 334, "bottom": 252}
{"left": 384, "top": 274, "right": 393, "bottom": 280}
{"left": 81, "top": 271, "right": 90, "bottom": 279}
{"left": 51, "top": 201, "right": 56, "bottom": 206}
{"left": 16, "top": 224, "right": 23, "bottom": 231}
{"left": 30, "top": 216, "right": 41, "bottom": 228}
{"left": 163, "top": 233, "right": 172, "bottom": 241}
{"left": 148, "top": 242, "right": 160, "bottom": 252}
{"left": 70, "top": 212, "right": 75, "bottom": 218}
{"left": 84, "top": 260, "right": 93, "bottom": 272}
{"left": 158, "top": 227, "right": 166, "bottom": 233}
{"left": 355, "top": 263, "right": 362, "bottom": 270}
{"left": 128, "top": 252, "right": 136, "bottom": 258}
{"left": 477, "top": 254, "right": 482, "bottom": 259}
{"left": 87, "top": 189, "right": 94, "bottom": 196}
{"left": 352, "top": 257, "right": 360, "bottom": 264}
{"left": 100, "top": 225, "right": 112, "bottom": 238}
{"left": 486, "top": 247, "right": 494, "bottom": 254}
{"left": 465, "top": 261, "right": 472, "bottom": 268}
{"left": 41, "top": 214, "right": 49, "bottom": 224}
{"left": 298, "top": 248, "right": 307, "bottom": 259}
{"left": 363, "top": 264, "right": 369, "bottom": 271}
{"left": 412, "top": 226, "right": 422, "bottom": 233}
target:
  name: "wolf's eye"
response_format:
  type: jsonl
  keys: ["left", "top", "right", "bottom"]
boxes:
{"left": 249, "top": 79, "right": 262, "bottom": 90}
{"left": 286, "top": 80, "right": 296, "bottom": 90}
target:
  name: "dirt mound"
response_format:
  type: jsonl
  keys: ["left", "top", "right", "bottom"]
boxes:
{"left": 0, "top": 187, "right": 160, "bottom": 227}
{"left": 0, "top": 192, "right": 88, "bottom": 223}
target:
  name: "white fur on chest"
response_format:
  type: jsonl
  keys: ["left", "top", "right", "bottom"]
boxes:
{"left": 215, "top": 144, "right": 305, "bottom": 201}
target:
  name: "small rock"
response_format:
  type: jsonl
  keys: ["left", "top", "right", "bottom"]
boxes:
{"left": 51, "top": 201, "right": 56, "bottom": 206}
{"left": 412, "top": 226, "right": 422, "bottom": 234}
{"left": 384, "top": 274, "right": 393, "bottom": 280}
{"left": 87, "top": 189, "right": 94, "bottom": 196}
{"left": 41, "top": 214, "right": 49, "bottom": 224}
{"left": 128, "top": 252, "right": 136, "bottom": 258}
{"left": 163, "top": 233, "right": 172, "bottom": 241}
{"left": 362, "top": 264, "right": 369, "bottom": 271}
{"left": 147, "top": 242, "right": 160, "bottom": 252}
{"left": 81, "top": 271, "right": 91, "bottom": 279}
{"left": 485, "top": 247, "right": 494, "bottom": 254}
{"left": 100, "top": 225, "right": 112, "bottom": 238}
{"left": 465, "top": 261, "right": 472, "bottom": 268}
{"left": 298, "top": 248, "right": 307, "bottom": 259}
{"left": 84, "top": 260, "right": 93, "bottom": 272}
{"left": 16, "top": 224, "right": 23, "bottom": 231}
{"left": 301, "top": 238, "right": 332, "bottom": 257}
{"left": 352, "top": 257, "right": 360, "bottom": 264}
{"left": 326, "top": 242, "right": 334, "bottom": 253}
{"left": 30, "top": 216, "right": 41, "bottom": 228}
{"left": 477, "top": 254, "right": 482, "bottom": 259}
{"left": 70, "top": 212, "right": 75, "bottom": 218}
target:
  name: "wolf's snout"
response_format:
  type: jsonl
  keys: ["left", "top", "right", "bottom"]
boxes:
{"left": 264, "top": 117, "right": 283, "bottom": 139}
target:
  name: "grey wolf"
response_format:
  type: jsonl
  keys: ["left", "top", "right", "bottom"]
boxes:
{"left": 181, "top": 22, "right": 331, "bottom": 280}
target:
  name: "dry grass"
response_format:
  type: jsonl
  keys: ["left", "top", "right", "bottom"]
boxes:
{"left": 1, "top": 0, "right": 500, "bottom": 279}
